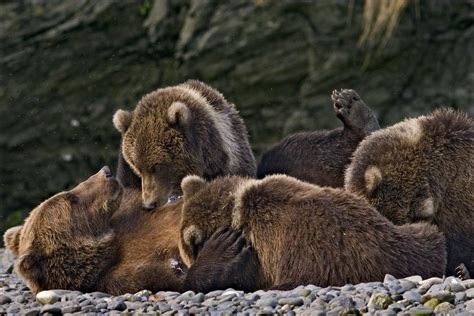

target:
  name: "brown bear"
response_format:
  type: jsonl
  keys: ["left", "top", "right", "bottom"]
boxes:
{"left": 345, "top": 109, "right": 474, "bottom": 276}
{"left": 113, "top": 80, "right": 256, "bottom": 209}
{"left": 257, "top": 89, "right": 379, "bottom": 187}
{"left": 3, "top": 167, "right": 256, "bottom": 295}
{"left": 178, "top": 174, "right": 447, "bottom": 290}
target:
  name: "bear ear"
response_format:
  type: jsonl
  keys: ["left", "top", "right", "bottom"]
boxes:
{"left": 113, "top": 109, "right": 133, "bottom": 134}
{"left": 16, "top": 251, "right": 43, "bottom": 293}
{"left": 167, "top": 102, "right": 191, "bottom": 126}
{"left": 3, "top": 225, "right": 22, "bottom": 257}
{"left": 181, "top": 175, "right": 206, "bottom": 198}
{"left": 364, "top": 166, "right": 382, "bottom": 194}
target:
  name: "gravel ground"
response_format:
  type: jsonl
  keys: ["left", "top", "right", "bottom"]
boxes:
{"left": 1, "top": 249, "right": 473, "bottom": 315}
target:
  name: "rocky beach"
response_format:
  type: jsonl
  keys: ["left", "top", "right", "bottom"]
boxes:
{"left": 1, "top": 249, "right": 473, "bottom": 315}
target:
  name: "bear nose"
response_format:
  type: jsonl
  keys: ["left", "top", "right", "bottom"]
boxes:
{"left": 101, "top": 166, "right": 112, "bottom": 178}
{"left": 142, "top": 201, "right": 157, "bottom": 210}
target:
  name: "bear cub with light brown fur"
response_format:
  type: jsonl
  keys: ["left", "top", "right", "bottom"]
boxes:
{"left": 179, "top": 174, "right": 447, "bottom": 290}
{"left": 3, "top": 167, "right": 256, "bottom": 295}
{"left": 345, "top": 109, "right": 473, "bottom": 276}
{"left": 257, "top": 89, "right": 379, "bottom": 187}
{"left": 113, "top": 80, "right": 256, "bottom": 209}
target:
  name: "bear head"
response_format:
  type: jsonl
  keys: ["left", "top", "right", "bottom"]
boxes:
{"left": 6, "top": 167, "right": 122, "bottom": 293}
{"left": 344, "top": 117, "right": 439, "bottom": 224}
{"left": 113, "top": 88, "right": 213, "bottom": 210}
{"left": 178, "top": 175, "right": 247, "bottom": 267}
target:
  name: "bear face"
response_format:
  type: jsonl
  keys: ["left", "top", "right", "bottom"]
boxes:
{"left": 345, "top": 109, "right": 474, "bottom": 274}
{"left": 179, "top": 174, "right": 446, "bottom": 289}
{"left": 178, "top": 175, "right": 245, "bottom": 267}
{"left": 113, "top": 80, "right": 256, "bottom": 210}
{"left": 10, "top": 167, "right": 122, "bottom": 293}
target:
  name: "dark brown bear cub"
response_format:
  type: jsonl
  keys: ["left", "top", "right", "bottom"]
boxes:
{"left": 113, "top": 80, "right": 256, "bottom": 209}
{"left": 179, "top": 175, "right": 446, "bottom": 290}
{"left": 257, "top": 89, "right": 379, "bottom": 187}
{"left": 345, "top": 109, "right": 474, "bottom": 276}
{"left": 4, "top": 167, "right": 256, "bottom": 294}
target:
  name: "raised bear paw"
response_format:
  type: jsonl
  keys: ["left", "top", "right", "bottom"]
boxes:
{"left": 331, "top": 88, "right": 379, "bottom": 136}
{"left": 332, "top": 89, "right": 363, "bottom": 122}
{"left": 183, "top": 227, "right": 260, "bottom": 293}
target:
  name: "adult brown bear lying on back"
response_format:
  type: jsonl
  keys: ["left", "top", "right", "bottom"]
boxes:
{"left": 3, "top": 167, "right": 257, "bottom": 295}
{"left": 179, "top": 175, "right": 447, "bottom": 290}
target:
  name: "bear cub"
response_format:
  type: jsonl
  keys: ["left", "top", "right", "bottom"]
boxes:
{"left": 179, "top": 175, "right": 446, "bottom": 290}
{"left": 113, "top": 80, "right": 256, "bottom": 209}
{"left": 345, "top": 109, "right": 474, "bottom": 276}
{"left": 257, "top": 89, "right": 379, "bottom": 187}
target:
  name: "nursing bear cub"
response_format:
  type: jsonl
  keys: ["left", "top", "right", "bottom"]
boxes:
{"left": 113, "top": 80, "right": 256, "bottom": 209}
{"left": 179, "top": 175, "right": 446, "bottom": 290}
{"left": 3, "top": 167, "right": 256, "bottom": 295}
{"left": 345, "top": 109, "right": 474, "bottom": 276}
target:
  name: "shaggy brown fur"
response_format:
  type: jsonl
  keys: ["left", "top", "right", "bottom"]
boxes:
{"left": 179, "top": 175, "right": 447, "bottom": 290}
{"left": 4, "top": 168, "right": 256, "bottom": 294}
{"left": 113, "top": 80, "right": 256, "bottom": 209}
{"left": 116, "top": 143, "right": 141, "bottom": 189}
{"left": 345, "top": 109, "right": 474, "bottom": 276}
{"left": 257, "top": 89, "right": 379, "bottom": 187}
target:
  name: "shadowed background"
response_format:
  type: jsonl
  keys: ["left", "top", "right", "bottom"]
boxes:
{"left": 1, "top": 0, "right": 473, "bottom": 241}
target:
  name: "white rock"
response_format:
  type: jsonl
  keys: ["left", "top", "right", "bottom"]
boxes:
{"left": 36, "top": 290, "right": 70, "bottom": 304}
{"left": 404, "top": 275, "right": 422, "bottom": 284}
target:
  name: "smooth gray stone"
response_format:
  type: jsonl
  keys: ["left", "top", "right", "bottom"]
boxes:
{"left": 466, "top": 288, "right": 474, "bottom": 299}
{"left": 278, "top": 297, "right": 304, "bottom": 306}
{"left": 62, "top": 305, "right": 80, "bottom": 313}
{"left": 40, "top": 304, "right": 62, "bottom": 314}
{"left": 23, "top": 309, "right": 41, "bottom": 316}
{"left": 402, "top": 290, "right": 422, "bottom": 303}
{"left": 255, "top": 298, "right": 278, "bottom": 308}
{"left": 0, "top": 295, "right": 12, "bottom": 304}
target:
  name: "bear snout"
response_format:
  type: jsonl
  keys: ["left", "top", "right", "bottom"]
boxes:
{"left": 142, "top": 201, "right": 157, "bottom": 210}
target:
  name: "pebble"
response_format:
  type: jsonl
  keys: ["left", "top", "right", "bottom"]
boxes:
{"left": 36, "top": 290, "right": 70, "bottom": 304}
{"left": 434, "top": 301, "right": 455, "bottom": 313}
{"left": 368, "top": 292, "right": 393, "bottom": 310}
{"left": 255, "top": 298, "right": 277, "bottom": 308}
{"left": 0, "top": 295, "right": 12, "bottom": 304}
{"left": 278, "top": 297, "right": 304, "bottom": 306}
{"left": 467, "top": 288, "right": 474, "bottom": 299}
{"left": 423, "top": 290, "right": 455, "bottom": 303}
{"left": 466, "top": 299, "right": 474, "bottom": 311}
{"left": 403, "top": 289, "right": 422, "bottom": 303}
{"left": 0, "top": 248, "right": 473, "bottom": 314}
{"left": 40, "top": 303, "right": 62, "bottom": 314}
{"left": 404, "top": 275, "right": 422, "bottom": 284}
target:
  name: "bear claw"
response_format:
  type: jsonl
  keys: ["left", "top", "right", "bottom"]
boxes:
{"left": 455, "top": 263, "right": 471, "bottom": 280}
{"left": 331, "top": 89, "right": 361, "bottom": 112}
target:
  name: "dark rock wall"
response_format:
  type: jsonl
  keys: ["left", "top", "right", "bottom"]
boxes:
{"left": 0, "top": 0, "right": 473, "bottom": 239}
